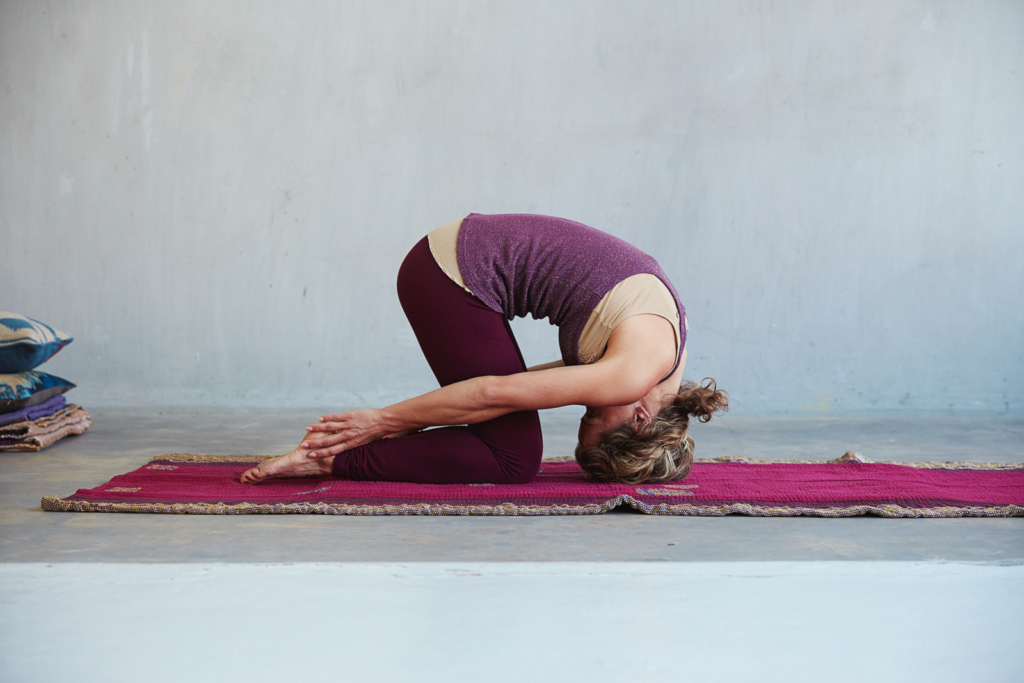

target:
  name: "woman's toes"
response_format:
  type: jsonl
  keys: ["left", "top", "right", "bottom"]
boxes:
{"left": 239, "top": 451, "right": 331, "bottom": 484}
{"left": 241, "top": 461, "right": 272, "bottom": 484}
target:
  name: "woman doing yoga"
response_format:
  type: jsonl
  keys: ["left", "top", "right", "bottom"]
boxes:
{"left": 241, "top": 213, "right": 727, "bottom": 486}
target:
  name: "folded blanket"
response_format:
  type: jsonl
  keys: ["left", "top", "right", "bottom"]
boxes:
{"left": 0, "top": 394, "right": 67, "bottom": 428}
{"left": 0, "top": 404, "right": 91, "bottom": 452}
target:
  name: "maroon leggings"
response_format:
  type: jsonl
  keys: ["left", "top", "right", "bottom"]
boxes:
{"left": 330, "top": 237, "right": 543, "bottom": 484}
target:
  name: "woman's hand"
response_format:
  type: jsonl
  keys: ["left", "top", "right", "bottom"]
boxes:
{"left": 301, "top": 408, "right": 392, "bottom": 458}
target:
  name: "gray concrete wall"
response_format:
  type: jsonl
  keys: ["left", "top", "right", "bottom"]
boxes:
{"left": 2, "top": 0, "right": 1021, "bottom": 413}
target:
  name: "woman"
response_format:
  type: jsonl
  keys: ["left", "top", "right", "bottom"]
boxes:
{"left": 242, "top": 213, "right": 727, "bottom": 486}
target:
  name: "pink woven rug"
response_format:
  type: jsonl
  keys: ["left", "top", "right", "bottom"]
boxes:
{"left": 41, "top": 452, "right": 1024, "bottom": 517}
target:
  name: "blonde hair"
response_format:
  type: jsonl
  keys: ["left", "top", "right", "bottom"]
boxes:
{"left": 574, "top": 378, "right": 729, "bottom": 484}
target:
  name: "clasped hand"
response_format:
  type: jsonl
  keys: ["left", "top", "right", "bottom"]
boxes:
{"left": 301, "top": 408, "right": 393, "bottom": 458}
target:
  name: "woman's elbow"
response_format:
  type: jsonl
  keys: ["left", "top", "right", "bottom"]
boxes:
{"left": 475, "top": 375, "right": 510, "bottom": 410}
{"left": 476, "top": 374, "right": 536, "bottom": 413}
{"left": 601, "top": 378, "right": 656, "bottom": 408}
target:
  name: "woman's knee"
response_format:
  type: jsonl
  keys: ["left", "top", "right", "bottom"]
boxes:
{"left": 396, "top": 237, "right": 430, "bottom": 307}
{"left": 485, "top": 412, "right": 543, "bottom": 484}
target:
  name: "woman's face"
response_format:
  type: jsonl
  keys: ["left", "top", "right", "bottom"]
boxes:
{"left": 577, "top": 404, "right": 636, "bottom": 449}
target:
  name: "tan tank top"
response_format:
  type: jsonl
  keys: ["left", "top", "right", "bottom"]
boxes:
{"left": 428, "top": 218, "right": 682, "bottom": 364}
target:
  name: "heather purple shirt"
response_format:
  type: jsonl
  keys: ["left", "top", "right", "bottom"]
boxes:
{"left": 456, "top": 213, "right": 686, "bottom": 381}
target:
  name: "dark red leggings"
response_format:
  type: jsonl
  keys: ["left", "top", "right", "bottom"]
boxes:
{"left": 330, "top": 237, "right": 543, "bottom": 484}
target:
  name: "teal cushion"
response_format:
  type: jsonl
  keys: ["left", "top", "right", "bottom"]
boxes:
{"left": 0, "top": 371, "right": 76, "bottom": 414}
{"left": 0, "top": 312, "right": 73, "bottom": 373}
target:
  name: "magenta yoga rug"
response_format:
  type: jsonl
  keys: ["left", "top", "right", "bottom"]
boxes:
{"left": 40, "top": 452, "right": 1024, "bottom": 517}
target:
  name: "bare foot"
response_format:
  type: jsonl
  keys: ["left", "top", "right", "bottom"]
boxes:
{"left": 240, "top": 449, "right": 334, "bottom": 484}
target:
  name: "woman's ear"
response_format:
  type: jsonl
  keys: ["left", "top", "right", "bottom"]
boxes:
{"left": 634, "top": 404, "right": 652, "bottom": 424}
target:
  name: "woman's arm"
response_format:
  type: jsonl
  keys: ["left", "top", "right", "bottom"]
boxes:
{"left": 303, "top": 376, "right": 510, "bottom": 456}
{"left": 302, "top": 362, "right": 640, "bottom": 458}
{"left": 527, "top": 359, "right": 565, "bottom": 372}
{"left": 303, "top": 314, "right": 676, "bottom": 458}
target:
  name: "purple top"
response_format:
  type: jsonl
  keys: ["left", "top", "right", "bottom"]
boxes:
{"left": 456, "top": 213, "right": 686, "bottom": 380}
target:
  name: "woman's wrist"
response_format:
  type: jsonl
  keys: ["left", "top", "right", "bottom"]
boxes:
{"left": 378, "top": 405, "right": 413, "bottom": 436}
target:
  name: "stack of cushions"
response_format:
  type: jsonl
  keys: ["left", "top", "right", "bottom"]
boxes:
{"left": 1, "top": 312, "right": 91, "bottom": 452}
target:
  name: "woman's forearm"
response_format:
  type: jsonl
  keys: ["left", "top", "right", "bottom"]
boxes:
{"left": 303, "top": 357, "right": 644, "bottom": 459}
{"left": 345, "top": 360, "right": 567, "bottom": 436}
{"left": 303, "top": 375, "right": 522, "bottom": 458}
{"left": 378, "top": 376, "right": 513, "bottom": 432}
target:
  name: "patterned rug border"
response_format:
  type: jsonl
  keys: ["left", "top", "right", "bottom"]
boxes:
{"left": 39, "top": 495, "right": 1024, "bottom": 518}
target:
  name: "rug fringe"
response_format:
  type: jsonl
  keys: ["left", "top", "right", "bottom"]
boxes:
{"left": 151, "top": 454, "right": 273, "bottom": 463}
{"left": 40, "top": 496, "right": 624, "bottom": 516}
{"left": 39, "top": 495, "right": 1024, "bottom": 518}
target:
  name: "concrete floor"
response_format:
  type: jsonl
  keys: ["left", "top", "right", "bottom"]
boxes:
{"left": 2, "top": 408, "right": 1022, "bottom": 563}
{"left": 3, "top": 561, "right": 1022, "bottom": 683}
{"left": 1, "top": 409, "right": 1022, "bottom": 682}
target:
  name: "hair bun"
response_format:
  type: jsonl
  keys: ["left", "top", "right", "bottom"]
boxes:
{"left": 676, "top": 378, "right": 729, "bottom": 424}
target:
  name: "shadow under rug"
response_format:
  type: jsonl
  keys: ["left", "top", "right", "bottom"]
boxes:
{"left": 41, "top": 452, "right": 1024, "bottom": 517}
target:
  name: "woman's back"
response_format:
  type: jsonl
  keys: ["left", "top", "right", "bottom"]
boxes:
{"left": 445, "top": 213, "right": 687, "bottom": 373}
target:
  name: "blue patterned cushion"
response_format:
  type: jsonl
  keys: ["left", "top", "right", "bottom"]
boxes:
{"left": 0, "top": 312, "right": 74, "bottom": 373}
{"left": 0, "top": 371, "right": 76, "bottom": 414}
